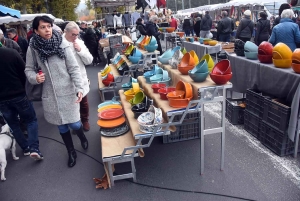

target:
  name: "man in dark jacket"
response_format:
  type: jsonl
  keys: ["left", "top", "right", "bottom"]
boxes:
{"left": 83, "top": 26, "right": 101, "bottom": 65}
{"left": 255, "top": 11, "right": 271, "bottom": 45}
{"left": 200, "top": 11, "right": 212, "bottom": 38}
{"left": 146, "top": 15, "right": 162, "bottom": 55}
{"left": 0, "top": 47, "right": 43, "bottom": 160}
{"left": 7, "top": 28, "right": 28, "bottom": 61}
{"left": 217, "top": 11, "right": 234, "bottom": 42}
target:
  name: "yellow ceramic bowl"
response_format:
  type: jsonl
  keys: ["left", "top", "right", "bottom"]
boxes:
{"left": 132, "top": 83, "right": 140, "bottom": 93}
{"left": 272, "top": 58, "right": 292, "bottom": 68}
{"left": 273, "top": 42, "right": 292, "bottom": 59}
{"left": 189, "top": 50, "right": 199, "bottom": 65}
{"left": 97, "top": 104, "right": 123, "bottom": 112}
{"left": 272, "top": 51, "right": 283, "bottom": 59}
{"left": 125, "top": 45, "right": 134, "bottom": 55}
{"left": 209, "top": 40, "right": 218, "bottom": 46}
{"left": 200, "top": 54, "right": 214, "bottom": 72}
{"left": 101, "top": 66, "right": 111, "bottom": 77}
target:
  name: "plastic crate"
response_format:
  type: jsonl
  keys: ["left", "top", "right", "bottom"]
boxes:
{"left": 263, "top": 98, "right": 291, "bottom": 133}
{"left": 226, "top": 98, "right": 246, "bottom": 125}
{"left": 244, "top": 110, "right": 261, "bottom": 139}
{"left": 245, "top": 89, "right": 273, "bottom": 118}
{"left": 260, "top": 121, "right": 299, "bottom": 156}
{"left": 163, "top": 112, "right": 200, "bottom": 143}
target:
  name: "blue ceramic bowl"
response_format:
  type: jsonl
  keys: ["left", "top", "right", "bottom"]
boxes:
{"left": 188, "top": 70, "right": 209, "bottom": 82}
{"left": 136, "top": 35, "right": 145, "bottom": 45}
{"left": 158, "top": 56, "right": 172, "bottom": 64}
{"left": 151, "top": 77, "right": 171, "bottom": 85}
{"left": 149, "top": 36, "right": 157, "bottom": 46}
{"left": 244, "top": 51, "right": 258, "bottom": 60}
{"left": 150, "top": 74, "right": 163, "bottom": 82}
{"left": 133, "top": 48, "right": 142, "bottom": 57}
{"left": 199, "top": 38, "right": 204, "bottom": 44}
{"left": 145, "top": 44, "right": 158, "bottom": 52}
{"left": 129, "top": 56, "right": 142, "bottom": 64}
{"left": 244, "top": 41, "right": 258, "bottom": 53}
{"left": 191, "top": 60, "right": 209, "bottom": 74}
{"left": 171, "top": 46, "right": 181, "bottom": 54}
{"left": 160, "top": 49, "right": 173, "bottom": 58}
{"left": 112, "top": 55, "right": 121, "bottom": 65}
{"left": 190, "top": 38, "right": 194, "bottom": 42}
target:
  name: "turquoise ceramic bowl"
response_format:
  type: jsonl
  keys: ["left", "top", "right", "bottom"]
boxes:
{"left": 136, "top": 35, "right": 145, "bottom": 45}
{"left": 189, "top": 38, "right": 194, "bottom": 42}
{"left": 244, "top": 51, "right": 258, "bottom": 60}
{"left": 191, "top": 60, "right": 208, "bottom": 74}
{"left": 199, "top": 38, "right": 204, "bottom": 44}
{"left": 149, "top": 36, "right": 157, "bottom": 46}
{"left": 188, "top": 70, "right": 209, "bottom": 82}
{"left": 161, "top": 49, "right": 173, "bottom": 58}
{"left": 98, "top": 99, "right": 121, "bottom": 108}
{"left": 171, "top": 46, "right": 181, "bottom": 54}
{"left": 151, "top": 77, "right": 171, "bottom": 85}
{"left": 133, "top": 48, "right": 142, "bottom": 57}
{"left": 158, "top": 56, "right": 172, "bottom": 64}
{"left": 145, "top": 44, "right": 158, "bottom": 52}
{"left": 150, "top": 74, "right": 163, "bottom": 82}
{"left": 244, "top": 41, "right": 258, "bottom": 53}
{"left": 129, "top": 56, "right": 142, "bottom": 64}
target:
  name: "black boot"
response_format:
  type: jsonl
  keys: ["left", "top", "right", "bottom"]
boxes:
{"left": 61, "top": 130, "right": 77, "bottom": 167}
{"left": 75, "top": 125, "right": 88, "bottom": 150}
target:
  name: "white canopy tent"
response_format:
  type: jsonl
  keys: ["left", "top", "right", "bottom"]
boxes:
{"left": 0, "top": 13, "right": 55, "bottom": 25}
{"left": 214, "top": 0, "right": 287, "bottom": 10}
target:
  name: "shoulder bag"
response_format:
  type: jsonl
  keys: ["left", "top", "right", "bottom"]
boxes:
{"left": 25, "top": 47, "right": 43, "bottom": 101}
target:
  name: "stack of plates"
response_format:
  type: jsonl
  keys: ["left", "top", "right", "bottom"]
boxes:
{"left": 97, "top": 100, "right": 129, "bottom": 137}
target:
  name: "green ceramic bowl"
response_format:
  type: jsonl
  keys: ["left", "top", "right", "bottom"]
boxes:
{"left": 132, "top": 91, "right": 145, "bottom": 105}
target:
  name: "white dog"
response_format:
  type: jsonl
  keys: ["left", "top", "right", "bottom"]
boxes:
{"left": 0, "top": 124, "right": 19, "bottom": 181}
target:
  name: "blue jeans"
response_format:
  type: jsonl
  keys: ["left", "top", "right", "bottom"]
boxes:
{"left": 219, "top": 33, "right": 231, "bottom": 42}
{"left": 184, "top": 29, "right": 190, "bottom": 36}
{"left": 58, "top": 121, "right": 81, "bottom": 134}
{"left": 0, "top": 94, "right": 39, "bottom": 150}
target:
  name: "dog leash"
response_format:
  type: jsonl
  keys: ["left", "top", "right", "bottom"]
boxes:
{"left": 0, "top": 132, "right": 14, "bottom": 149}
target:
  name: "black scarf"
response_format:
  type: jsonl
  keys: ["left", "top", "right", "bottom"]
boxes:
{"left": 30, "top": 30, "right": 65, "bottom": 63}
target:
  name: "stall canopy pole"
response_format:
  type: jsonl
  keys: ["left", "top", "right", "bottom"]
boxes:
{"left": 189, "top": 0, "right": 191, "bottom": 8}
{"left": 182, "top": 0, "right": 184, "bottom": 10}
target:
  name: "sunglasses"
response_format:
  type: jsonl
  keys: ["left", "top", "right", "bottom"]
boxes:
{"left": 72, "top": 33, "right": 79, "bottom": 37}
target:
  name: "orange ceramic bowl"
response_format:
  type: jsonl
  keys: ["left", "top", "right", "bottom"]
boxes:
{"left": 292, "top": 63, "right": 300, "bottom": 73}
{"left": 189, "top": 50, "right": 199, "bottom": 65}
{"left": 293, "top": 59, "right": 300, "bottom": 64}
{"left": 158, "top": 87, "right": 176, "bottom": 100}
{"left": 176, "top": 32, "right": 184, "bottom": 37}
{"left": 166, "top": 90, "right": 185, "bottom": 99}
{"left": 210, "top": 73, "right": 232, "bottom": 85}
{"left": 292, "top": 48, "right": 300, "bottom": 61}
{"left": 176, "top": 80, "right": 193, "bottom": 99}
{"left": 178, "top": 65, "right": 194, "bottom": 75}
{"left": 179, "top": 53, "right": 195, "bottom": 67}
{"left": 151, "top": 83, "right": 166, "bottom": 93}
{"left": 168, "top": 97, "right": 192, "bottom": 108}
{"left": 166, "top": 27, "right": 175, "bottom": 33}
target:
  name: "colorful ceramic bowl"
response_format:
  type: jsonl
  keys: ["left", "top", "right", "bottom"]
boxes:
{"left": 210, "top": 73, "right": 232, "bottom": 85}
{"left": 191, "top": 60, "right": 208, "bottom": 74}
{"left": 189, "top": 50, "right": 199, "bottom": 65}
{"left": 245, "top": 51, "right": 258, "bottom": 60}
{"left": 158, "top": 87, "right": 176, "bottom": 100}
{"left": 273, "top": 42, "right": 292, "bottom": 59}
{"left": 152, "top": 83, "right": 166, "bottom": 93}
{"left": 167, "top": 90, "right": 185, "bottom": 99}
{"left": 145, "top": 44, "right": 158, "bottom": 52}
{"left": 188, "top": 70, "right": 209, "bottom": 82}
{"left": 137, "top": 112, "right": 154, "bottom": 125}
{"left": 258, "top": 54, "right": 273, "bottom": 63}
{"left": 244, "top": 41, "right": 258, "bottom": 52}
{"left": 272, "top": 58, "right": 292, "bottom": 68}
{"left": 132, "top": 91, "right": 145, "bottom": 105}
{"left": 211, "top": 59, "right": 231, "bottom": 75}
{"left": 258, "top": 42, "right": 273, "bottom": 55}
{"left": 176, "top": 80, "right": 193, "bottom": 99}
{"left": 200, "top": 54, "right": 214, "bottom": 72}
{"left": 292, "top": 63, "right": 300, "bottom": 73}
{"left": 209, "top": 40, "right": 218, "bottom": 46}
{"left": 175, "top": 32, "right": 184, "bottom": 37}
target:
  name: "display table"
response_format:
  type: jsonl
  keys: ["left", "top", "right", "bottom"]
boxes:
{"left": 228, "top": 54, "right": 300, "bottom": 155}
{"left": 183, "top": 41, "right": 222, "bottom": 59}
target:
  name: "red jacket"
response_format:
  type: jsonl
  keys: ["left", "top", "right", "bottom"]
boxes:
{"left": 170, "top": 18, "right": 177, "bottom": 29}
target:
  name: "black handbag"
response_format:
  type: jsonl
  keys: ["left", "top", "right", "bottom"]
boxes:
{"left": 25, "top": 48, "right": 43, "bottom": 101}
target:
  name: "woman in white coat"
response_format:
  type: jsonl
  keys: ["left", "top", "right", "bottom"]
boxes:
{"left": 63, "top": 22, "right": 93, "bottom": 132}
{"left": 25, "top": 16, "right": 88, "bottom": 168}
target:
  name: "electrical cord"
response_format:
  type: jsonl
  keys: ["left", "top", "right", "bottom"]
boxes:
{"left": 38, "top": 135, "right": 256, "bottom": 201}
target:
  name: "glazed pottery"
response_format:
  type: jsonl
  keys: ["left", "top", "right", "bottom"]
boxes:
{"left": 151, "top": 77, "right": 171, "bottom": 85}
{"left": 200, "top": 54, "right": 214, "bottom": 72}
{"left": 258, "top": 42, "right": 273, "bottom": 55}
{"left": 101, "top": 65, "right": 111, "bottom": 77}
{"left": 129, "top": 56, "right": 141, "bottom": 64}
{"left": 150, "top": 74, "right": 163, "bottom": 82}
{"left": 149, "top": 36, "right": 157, "bottom": 45}
{"left": 258, "top": 54, "right": 273, "bottom": 63}
{"left": 160, "top": 49, "right": 173, "bottom": 58}
{"left": 273, "top": 43, "right": 292, "bottom": 59}
{"left": 98, "top": 97, "right": 120, "bottom": 108}
{"left": 137, "top": 112, "right": 154, "bottom": 125}
{"left": 189, "top": 50, "right": 199, "bottom": 65}
{"left": 188, "top": 70, "right": 209, "bottom": 82}
{"left": 152, "top": 83, "right": 166, "bottom": 93}
{"left": 99, "top": 108, "right": 124, "bottom": 120}
{"left": 245, "top": 51, "right": 258, "bottom": 60}
{"left": 211, "top": 59, "right": 231, "bottom": 75}
{"left": 210, "top": 73, "right": 232, "bottom": 85}
{"left": 209, "top": 40, "right": 218, "bottom": 46}
{"left": 191, "top": 60, "right": 208, "bottom": 74}
{"left": 292, "top": 63, "right": 300, "bottom": 73}
{"left": 292, "top": 48, "right": 300, "bottom": 61}
{"left": 168, "top": 97, "right": 192, "bottom": 108}
{"left": 97, "top": 104, "right": 123, "bottom": 112}
{"left": 100, "top": 123, "right": 129, "bottom": 137}
{"left": 148, "top": 105, "right": 163, "bottom": 125}
{"left": 166, "top": 90, "right": 185, "bottom": 99}
{"left": 145, "top": 44, "right": 158, "bottom": 52}
{"left": 158, "top": 87, "right": 176, "bottom": 100}
{"left": 175, "top": 32, "right": 184, "bottom": 37}
{"left": 176, "top": 80, "right": 193, "bottom": 99}
{"left": 136, "top": 35, "right": 145, "bottom": 46}
{"left": 244, "top": 41, "right": 258, "bottom": 52}
{"left": 179, "top": 53, "right": 195, "bottom": 67}
{"left": 272, "top": 58, "right": 292, "bottom": 68}
{"left": 97, "top": 116, "right": 126, "bottom": 128}
{"left": 132, "top": 91, "right": 145, "bottom": 105}
{"left": 272, "top": 51, "right": 283, "bottom": 59}
{"left": 166, "top": 27, "right": 175, "bottom": 33}
{"left": 181, "top": 47, "right": 187, "bottom": 54}
{"left": 199, "top": 38, "right": 204, "bottom": 44}
{"left": 178, "top": 65, "right": 194, "bottom": 75}
{"left": 171, "top": 46, "right": 181, "bottom": 54}
{"left": 102, "top": 73, "right": 114, "bottom": 86}
{"left": 293, "top": 59, "right": 300, "bottom": 64}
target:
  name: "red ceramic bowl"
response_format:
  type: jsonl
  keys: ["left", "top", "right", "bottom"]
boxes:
{"left": 151, "top": 83, "right": 166, "bottom": 93}
{"left": 258, "top": 42, "right": 273, "bottom": 55}
{"left": 210, "top": 73, "right": 232, "bottom": 85}
{"left": 178, "top": 65, "right": 194, "bottom": 75}
{"left": 102, "top": 76, "right": 115, "bottom": 86}
{"left": 292, "top": 63, "right": 300, "bottom": 73}
{"left": 211, "top": 59, "right": 231, "bottom": 75}
{"left": 258, "top": 49, "right": 267, "bottom": 55}
{"left": 258, "top": 54, "right": 273, "bottom": 63}
{"left": 158, "top": 87, "right": 176, "bottom": 100}
{"left": 292, "top": 59, "right": 300, "bottom": 64}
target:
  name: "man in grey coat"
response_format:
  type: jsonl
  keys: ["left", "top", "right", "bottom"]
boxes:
{"left": 0, "top": 29, "right": 23, "bottom": 57}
